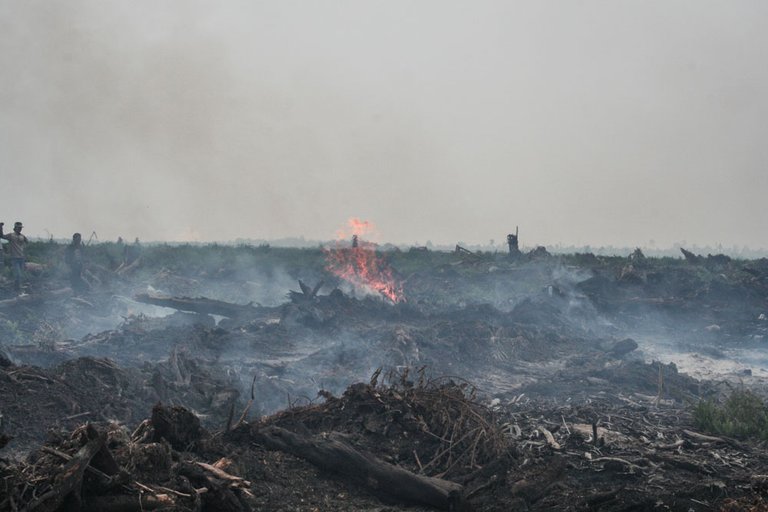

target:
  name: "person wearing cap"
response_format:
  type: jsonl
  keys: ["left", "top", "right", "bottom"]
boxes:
{"left": 0, "top": 222, "right": 28, "bottom": 292}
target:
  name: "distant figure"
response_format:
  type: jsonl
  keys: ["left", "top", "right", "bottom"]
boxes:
{"left": 507, "top": 227, "right": 521, "bottom": 258}
{"left": 125, "top": 237, "right": 142, "bottom": 265}
{"left": 65, "top": 233, "right": 87, "bottom": 294}
{"left": 0, "top": 221, "right": 28, "bottom": 292}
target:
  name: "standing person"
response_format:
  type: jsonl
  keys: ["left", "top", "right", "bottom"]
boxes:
{"left": 65, "top": 232, "right": 87, "bottom": 294}
{"left": 125, "top": 237, "right": 142, "bottom": 265}
{"left": 0, "top": 222, "right": 28, "bottom": 292}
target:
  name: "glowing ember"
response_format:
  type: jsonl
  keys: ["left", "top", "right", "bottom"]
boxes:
{"left": 325, "top": 219, "right": 405, "bottom": 303}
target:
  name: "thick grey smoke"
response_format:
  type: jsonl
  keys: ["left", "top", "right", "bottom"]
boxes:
{"left": 1, "top": 2, "right": 767, "bottom": 249}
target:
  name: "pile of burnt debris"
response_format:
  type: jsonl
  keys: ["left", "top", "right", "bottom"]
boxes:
{"left": 1, "top": 243, "right": 768, "bottom": 510}
{"left": 3, "top": 374, "right": 768, "bottom": 511}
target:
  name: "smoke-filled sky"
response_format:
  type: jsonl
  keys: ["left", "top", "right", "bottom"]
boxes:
{"left": 2, "top": 1, "right": 767, "bottom": 249}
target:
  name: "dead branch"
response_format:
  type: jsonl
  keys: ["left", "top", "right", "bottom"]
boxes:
{"left": 538, "top": 426, "right": 561, "bottom": 450}
{"left": 26, "top": 429, "right": 106, "bottom": 512}
{"left": 194, "top": 461, "right": 251, "bottom": 488}
{"left": 682, "top": 429, "right": 726, "bottom": 444}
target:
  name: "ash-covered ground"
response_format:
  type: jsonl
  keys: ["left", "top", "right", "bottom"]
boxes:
{"left": 1, "top": 242, "right": 768, "bottom": 511}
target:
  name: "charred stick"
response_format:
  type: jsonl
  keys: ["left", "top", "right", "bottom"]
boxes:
{"left": 26, "top": 430, "right": 105, "bottom": 512}
{"left": 194, "top": 461, "right": 250, "bottom": 486}
{"left": 233, "top": 374, "right": 258, "bottom": 429}
{"left": 40, "top": 446, "right": 112, "bottom": 482}
{"left": 224, "top": 400, "right": 235, "bottom": 433}
{"left": 63, "top": 411, "right": 92, "bottom": 421}
{"left": 423, "top": 427, "right": 481, "bottom": 473}
{"left": 413, "top": 450, "right": 423, "bottom": 472}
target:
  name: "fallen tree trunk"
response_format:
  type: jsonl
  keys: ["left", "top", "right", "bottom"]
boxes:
{"left": 254, "top": 426, "right": 465, "bottom": 510}
{"left": 133, "top": 294, "right": 262, "bottom": 319}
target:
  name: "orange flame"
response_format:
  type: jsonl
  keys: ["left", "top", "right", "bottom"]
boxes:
{"left": 325, "top": 219, "right": 405, "bottom": 303}
{"left": 335, "top": 217, "right": 376, "bottom": 240}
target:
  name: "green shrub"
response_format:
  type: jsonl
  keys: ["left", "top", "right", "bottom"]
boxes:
{"left": 693, "top": 389, "right": 768, "bottom": 440}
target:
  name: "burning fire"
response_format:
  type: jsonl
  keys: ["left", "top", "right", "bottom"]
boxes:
{"left": 335, "top": 218, "right": 375, "bottom": 240}
{"left": 325, "top": 218, "right": 405, "bottom": 303}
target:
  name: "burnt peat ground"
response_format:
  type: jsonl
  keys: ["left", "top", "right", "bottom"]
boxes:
{"left": 1, "top": 243, "right": 768, "bottom": 511}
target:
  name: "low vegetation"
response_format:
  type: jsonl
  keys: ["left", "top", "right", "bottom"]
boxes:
{"left": 694, "top": 389, "right": 768, "bottom": 441}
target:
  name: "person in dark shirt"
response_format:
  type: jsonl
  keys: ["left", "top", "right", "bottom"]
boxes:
{"left": 65, "top": 232, "right": 87, "bottom": 294}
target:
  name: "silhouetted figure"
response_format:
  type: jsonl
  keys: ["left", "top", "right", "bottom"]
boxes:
{"left": 65, "top": 233, "right": 87, "bottom": 294}
{"left": 1, "top": 221, "right": 28, "bottom": 292}
{"left": 507, "top": 227, "right": 520, "bottom": 258}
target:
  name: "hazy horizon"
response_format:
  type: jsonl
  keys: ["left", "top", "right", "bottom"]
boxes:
{"left": 17, "top": 233, "right": 767, "bottom": 260}
{"left": 2, "top": 1, "right": 767, "bottom": 250}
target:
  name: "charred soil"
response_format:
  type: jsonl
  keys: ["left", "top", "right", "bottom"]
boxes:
{"left": 1, "top": 244, "right": 768, "bottom": 511}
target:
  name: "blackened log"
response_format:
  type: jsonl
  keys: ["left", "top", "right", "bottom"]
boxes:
{"left": 254, "top": 426, "right": 464, "bottom": 510}
{"left": 133, "top": 294, "right": 260, "bottom": 319}
{"left": 298, "top": 280, "right": 312, "bottom": 296}
{"left": 680, "top": 248, "right": 702, "bottom": 264}
{"left": 290, "top": 280, "right": 324, "bottom": 302}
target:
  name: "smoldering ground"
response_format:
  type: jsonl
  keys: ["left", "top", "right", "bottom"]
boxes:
{"left": 2, "top": 242, "right": 768, "bottom": 443}
{"left": 4, "top": 241, "right": 768, "bottom": 512}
